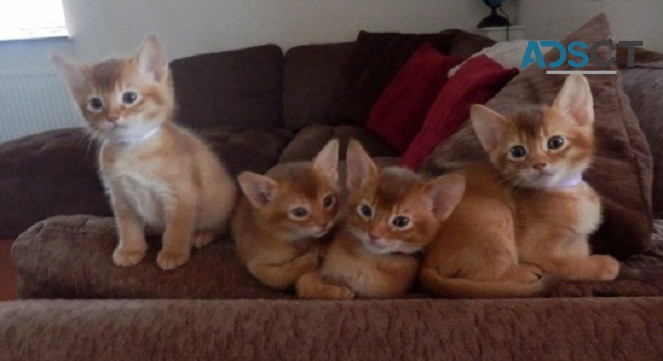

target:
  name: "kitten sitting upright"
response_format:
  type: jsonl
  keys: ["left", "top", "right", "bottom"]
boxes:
{"left": 52, "top": 35, "right": 237, "bottom": 270}
{"left": 297, "top": 140, "right": 465, "bottom": 299}
{"left": 232, "top": 140, "right": 340, "bottom": 290}
{"left": 421, "top": 74, "right": 619, "bottom": 298}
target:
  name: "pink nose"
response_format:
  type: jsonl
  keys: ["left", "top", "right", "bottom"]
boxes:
{"left": 532, "top": 162, "right": 547, "bottom": 171}
{"left": 107, "top": 116, "right": 119, "bottom": 123}
{"left": 368, "top": 233, "right": 379, "bottom": 242}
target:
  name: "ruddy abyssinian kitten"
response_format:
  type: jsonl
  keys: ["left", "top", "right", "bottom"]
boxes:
{"left": 52, "top": 35, "right": 237, "bottom": 270}
{"left": 420, "top": 74, "right": 619, "bottom": 298}
{"left": 296, "top": 140, "right": 465, "bottom": 299}
{"left": 232, "top": 139, "right": 340, "bottom": 290}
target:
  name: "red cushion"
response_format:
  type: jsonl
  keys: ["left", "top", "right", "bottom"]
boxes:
{"left": 366, "top": 44, "right": 463, "bottom": 153}
{"left": 399, "top": 55, "right": 519, "bottom": 170}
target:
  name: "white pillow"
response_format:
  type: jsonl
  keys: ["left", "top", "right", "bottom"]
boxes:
{"left": 448, "top": 40, "right": 532, "bottom": 77}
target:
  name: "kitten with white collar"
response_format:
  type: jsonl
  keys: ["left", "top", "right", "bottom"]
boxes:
{"left": 421, "top": 74, "right": 619, "bottom": 298}
{"left": 53, "top": 35, "right": 236, "bottom": 270}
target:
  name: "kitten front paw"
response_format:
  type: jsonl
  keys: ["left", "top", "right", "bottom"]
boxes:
{"left": 112, "top": 247, "right": 146, "bottom": 267}
{"left": 192, "top": 231, "right": 215, "bottom": 249}
{"left": 592, "top": 255, "right": 620, "bottom": 281}
{"left": 156, "top": 250, "right": 190, "bottom": 270}
{"left": 329, "top": 285, "right": 355, "bottom": 300}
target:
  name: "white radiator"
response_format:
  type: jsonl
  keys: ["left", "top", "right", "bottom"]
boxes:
{"left": 0, "top": 69, "right": 83, "bottom": 143}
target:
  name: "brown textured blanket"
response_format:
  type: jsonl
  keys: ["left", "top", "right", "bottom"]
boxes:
{"left": 11, "top": 215, "right": 663, "bottom": 300}
{"left": 0, "top": 298, "right": 661, "bottom": 361}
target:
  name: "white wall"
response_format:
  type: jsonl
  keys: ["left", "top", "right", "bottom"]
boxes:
{"left": 519, "top": 0, "right": 663, "bottom": 52}
{"left": 0, "top": 0, "right": 519, "bottom": 71}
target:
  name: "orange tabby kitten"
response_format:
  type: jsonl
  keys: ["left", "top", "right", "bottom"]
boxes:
{"left": 232, "top": 139, "right": 340, "bottom": 290}
{"left": 297, "top": 140, "right": 465, "bottom": 299}
{"left": 52, "top": 35, "right": 237, "bottom": 270}
{"left": 421, "top": 74, "right": 619, "bottom": 298}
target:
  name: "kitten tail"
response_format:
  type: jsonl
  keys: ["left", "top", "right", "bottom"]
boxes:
{"left": 419, "top": 268, "right": 558, "bottom": 298}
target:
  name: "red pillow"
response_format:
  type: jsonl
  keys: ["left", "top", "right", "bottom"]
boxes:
{"left": 399, "top": 55, "right": 519, "bottom": 170}
{"left": 366, "top": 44, "right": 463, "bottom": 153}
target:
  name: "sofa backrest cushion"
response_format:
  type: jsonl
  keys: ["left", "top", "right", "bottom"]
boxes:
{"left": 327, "top": 29, "right": 495, "bottom": 126}
{"left": 170, "top": 44, "right": 284, "bottom": 129}
{"left": 622, "top": 56, "right": 663, "bottom": 218}
{"left": 283, "top": 42, "right": 355, "bottom": 131}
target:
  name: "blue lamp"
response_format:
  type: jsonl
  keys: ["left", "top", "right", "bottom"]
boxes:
{"left": 477, "top": 0, "right": 510, "bottom": 28}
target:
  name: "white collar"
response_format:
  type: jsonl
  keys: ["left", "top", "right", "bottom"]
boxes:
{"left": 553, "top": 173, "right": 584, "bottom": 188}
{"left": 109, "top": 125, "right": 161, "bottom": 144}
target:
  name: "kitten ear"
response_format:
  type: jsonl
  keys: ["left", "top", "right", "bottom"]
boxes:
{"left": 423, "top": 174, "right": 465, "bottom": 220}
{"left": 312, "top": 139, "right": 339, "bottom": 186}
{"left": 51, "top": 54, "right": 86, "bottom": 93}
{"left": 470, "top": 104, "right": 509, "bottom": 153}
{"left": 137, "top": 34, "right": 169, "bottom": 82}
{"left": 346, "top": 139, "right": 378, "bottom": 192}
{"left": 553, "top": 74, "right": 594, "bottom": 126}
{"left": 237, "top": 172, "right": 278, "bottom": 208}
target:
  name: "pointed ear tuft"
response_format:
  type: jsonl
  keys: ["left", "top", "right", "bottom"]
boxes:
{"left": 553, "top": 74, "right": 594, "bottom": 126}
{"left": 470, "top": 104, "right": 509, "bottom": 153}
{"left": 423, "top": 174, "right": 465, "bottom": 220}
{"left": 51, "top": 54, "right": 86, "bottom": 93}
{"left": 346, "top": 139, "right": 378, "bottom": 192}
{"left": 237, "top": 172, "right": 278, "bottom": 208}
{"left": 137, "top": 34, "right": 168, "bottom": 82}
{"left": 312, "top": 139, "right": 339, "bottom": 186}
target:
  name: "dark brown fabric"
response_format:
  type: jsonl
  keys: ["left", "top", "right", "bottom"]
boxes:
{"left": 328, "top": 29, "right": 495, "bottom": 125}
{"left": 0, "top": 127, "right": 291, "bottom": 239}
{"left": 12, "top": 215, "right": 663, "bottom": 300}
{"left": 0, "top": 239, "right": 17, "bottom": 301}
{"left": 1, "top": 297, "right": 661, "bottom": 361}
{"left": 622, "top": 62, "right": 663, "bottom": 218}
{"left": 278, "top": 123, "right": 398, "bottom": 163}
{"left": 283, "top": 42, "right": 355, "bottom": 131}
{"left": 170, "top": 44, "right": 284, "bottom": 129}
{"left": 0, "top": 128, "right": 111, "bottom": 239}
{"left": 421, "top": 14, "right": 654, "bottom": 258}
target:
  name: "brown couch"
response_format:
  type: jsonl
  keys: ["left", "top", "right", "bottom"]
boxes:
{"left": 1, "top": 25, "right": 663, "bottom": 360}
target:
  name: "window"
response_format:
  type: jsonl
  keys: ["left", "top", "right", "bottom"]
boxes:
{"left": 0, "top": 0, "right": 68, "bottom": 41}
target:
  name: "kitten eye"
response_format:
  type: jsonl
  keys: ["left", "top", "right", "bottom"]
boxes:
{"left": 121, "top": 91, "right": 138, "bottom": 105}
{"left": 357, "top": 203, "right": 373, "bottom": 219}
{"left": 391, "top": 216, "right": 410, "bottom": 229}
{"left": 547, "top": 135, "right": 565, "bottom": 150}
{"left": 322, "top": 195, "right": 335, "bottom": 209}
{"left": 509, "top": 145, "right": 527, "bottom": 159}
{"left": 290, "top": 207, "right": 309, "bottom": 219}
{"left": 88, "top": 97, "right": 104, "bottom": 111}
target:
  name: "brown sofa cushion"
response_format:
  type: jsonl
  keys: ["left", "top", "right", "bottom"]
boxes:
{"left": 328, "top": 29, "right": 495, "bottom": 125}
{"left": 0, "top": 129, "right": 111, "bottom": 239}
{"left": 283, "top": 42, "right": 355, "bottom": 131}
{"left": 622, "top": 60, "right": 663, "bottom": 218}
{"left": 12, "top": 215, "right": 663, "bottom": 300}
{"left": 278, "top": 123, "right": 398, "bottom": 163}
{"left": 0, "top": 127, "right": 292, "bottom": 239}
{"left": 421, "top": 14, "right": 654, "bottom": 258}
{"left": 170, "top": 44, "right": 284, "bottom": 129}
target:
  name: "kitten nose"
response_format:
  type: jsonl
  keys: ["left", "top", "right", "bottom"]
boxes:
{"left": 532, "top": 162, "right": 548, "bottom": 170}
{"left": 106, "top": 116, "right": 119, "bottom": 123}
{"left": 368, "top": 233, "right": 379, "bottom": 242}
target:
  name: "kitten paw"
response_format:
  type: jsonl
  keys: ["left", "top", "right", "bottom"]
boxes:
{"left": 192, "top": 231, "right": 215, "bottom": 249}
{"left": 593, "top": 255, "right": 620, "bottom": 280}
{"left": 112, "top": 247, "right": 146, "bottom": 267}
{"left": 156, "top": 250, "right": 190, "bottom": 270}
{"left": 330, "top": 285, "right": 355, "bottom": 300}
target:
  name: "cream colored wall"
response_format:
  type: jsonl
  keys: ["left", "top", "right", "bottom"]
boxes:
{"left": 519, "top": 0, "right": 663, "bottom": 51}
{"left": 0, "top": 0, "right": 519, "bottom": 71}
